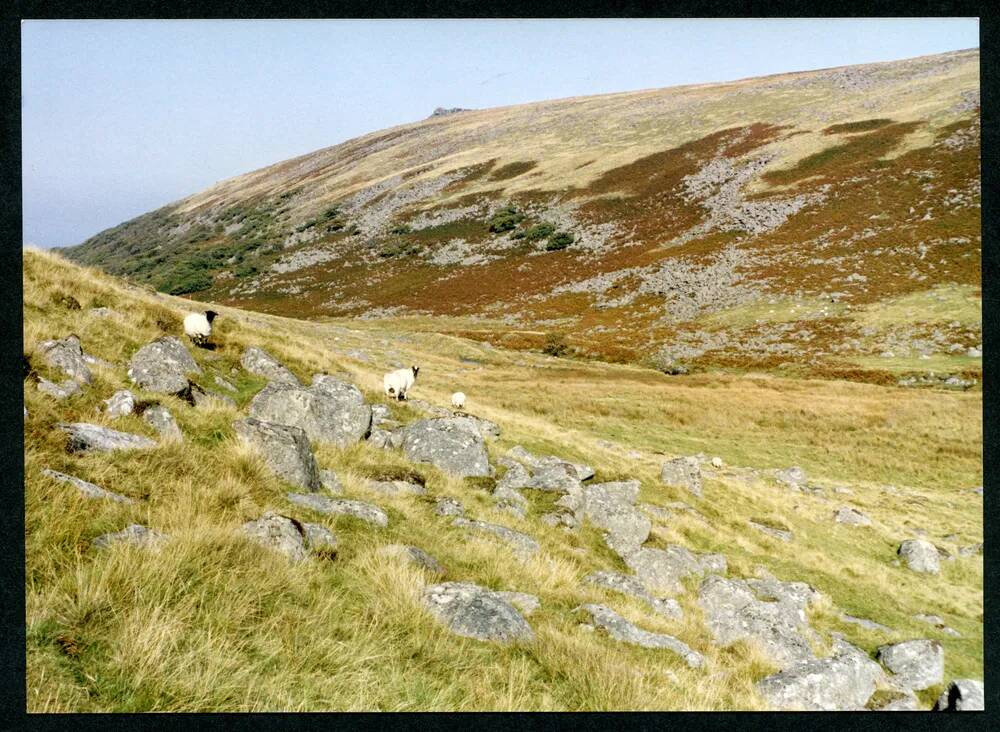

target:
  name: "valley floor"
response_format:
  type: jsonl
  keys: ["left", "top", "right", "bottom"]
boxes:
{"left": 24, "top": 249, "right": 982, "bottom": 711}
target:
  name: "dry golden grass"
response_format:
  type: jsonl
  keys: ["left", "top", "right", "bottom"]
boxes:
{"left": 24, "top": 248, "right": 982, "bottom": 711}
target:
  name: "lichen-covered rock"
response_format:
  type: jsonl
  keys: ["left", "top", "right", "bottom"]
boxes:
{"left": 756, "top": 638, "right": 883, "bottom": 710}
{"left": 142, "top": 405, "right": 182, "bottom": 441}
{"left": 302, "top": 522, "right": 338, "bottom": 555}
{"left": 434, "top": 497, "right": 465, "bottom": 517}
{"left": 101, "top": 389, "right": 136, "bottom": 417}
{"left": 625, "top": 545, "right": 726, "bottom": 596}
{"left": 660, "top": 457, "right": 703, "bottom": 498}
{"left": 496, "top": 591, "right": 540, "bottom": 616}
{"left": 366, "top": 428, "right": 393, "bottom": 449}
{"left": 92, "top": 524, "right": 167, "bottom": 550}
{"left": 526, "top": 462, "right": 583, "bottom": 493}
{"left": 581, "top": 482, "right": 651, "bottom": 557}
{"left": 774, "top": 466, "right": 808, "bottom": 489}
{"left": 898, "top": 539, "right": 940, "bottom": 574}
{"left": 242, "top": 512, "right": 308, "bottom": 561}
{"left": 379, "top": 544, "right": 445, "bottom": 575}
{"left": 248, "top": 377, "right": 372, "bottom": 448}
{"left": 748, "top": 520, "right": 793, "bottom": 542}
{"left": 834, "top": 507, "right": 872, "bottom": 526}
{"left": 42, "top": 468, "right": 133, "bottom": 503}
{"left": 423, "top": 582, "right": 534, "bottom": 643}
{"left": 240, "top": 346, "right": 300, "bottom": 384}
{"left": 319, "top": 468, "right": 342, "bottom": 494}
{"left": 233, "top": 418, "right": 321, "bottom": 491}
{"left": 401, "top": 418, "right": 490, "bottom": 477}
{"left": 38, "top": 334, "right": 92, "bottom": 384}
{"left": 37, "top": 377, "right": 81, "bottom": 400}
{"left": 128, "top": 336, "right": 201, "bottom": 394}
{"left": 368, "top": 479, "right": 426, "bottom": 496}
{"left": 286, "top": 492, "right": 389, "bottom": 527}
{"left": 496, "top": 461, "right": 532, "bottom": 491}
{"left": 933, "top": 679, "right": 984, "bottom": 711}
{"left": 452, "top": 517, "right": 540, "bottom": 556}
{"left": 577, "top": 604, "right": 703, "bottom": 668}
{"left": 876, "top": 640, "right": 944, "bottom": 691}
{"left": 370, "top": 403, "right": 391, "bottom": 427}
{"left": 840, "top": 614, "right": 892, "bottom": 633}
{"left": 698, "top": 574, "right": 817, "bottom": 668}
{"left": 584, "top": 570, "right": 683, "bottom": 620}
{"left": 462, "top": 414, "right": 501, "bottom": 440}
{"left": 58, "top": 422, "right": 157, "bottom": 453}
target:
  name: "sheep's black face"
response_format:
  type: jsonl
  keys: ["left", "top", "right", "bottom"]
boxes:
{"left": 205, "top": 310, "right": 218, "bottom": 323}
{"left": 412, "top": 366, "right": 420, "bottom": 378}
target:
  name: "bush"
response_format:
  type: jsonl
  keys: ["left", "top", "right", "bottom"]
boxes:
{"left": 524, "top": 223, "right": 555, "bottom": 241}
{"left": 488, "top": 206, "right": 525, "bottom": 233}
{"left": 378, "top": 242, "right": 422, "bottom": 259}
{"left": 390, "top": 223, "right": 412, "bottom": 235}
{"left": 545, "top": 232, "right": 574, "bottom": 251}
{"left": 542, "top": 333, "right": 568, "bottom": 357}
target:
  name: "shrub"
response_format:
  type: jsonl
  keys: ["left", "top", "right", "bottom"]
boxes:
{"left": 378, "top": 242, "right": 422, "bottom": 259}
{"left": 542, "top": 333, "right": 568, "bottom": 357}
{"left": 488, "top": 206, "right": 525, "bottom": 233}
{"left": 545, "top": 232, "right": 574, "bottom": 251}
{"left": 390, "top": 223, "right": 412, "bottom": 235}
{"left": 524, "top": 222, "right": 555, "bottom": 241}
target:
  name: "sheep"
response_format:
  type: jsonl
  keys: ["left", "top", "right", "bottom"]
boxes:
{"left": 451, "top": 391, "right": 466, "bottom": 410}
{"left": 183, "top": 310, "right": 218, "bottom": 347}
{"left": 383, "top": 366, "right": 420, "bottom": 401}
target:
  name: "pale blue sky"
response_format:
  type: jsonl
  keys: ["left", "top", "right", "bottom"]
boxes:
{"left": 22, "top": 18, "right": 978, "bottom": 248}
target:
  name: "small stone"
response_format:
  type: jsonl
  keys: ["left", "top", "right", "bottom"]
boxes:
{"left": 92, "top": 524, "right": 167, "bottom": 550}
{"left": 58, "top": 422, "right": 157, "bottom": 453}
{"left": 242, "top": 512, "right": 308, "bottom": 561}
{"left": 434, "top": 497, "right": 465, "bottom": 517}
{"left": 423, "top": 582, "right": 534, "bottom": 643}
{"left": 101, "top": 389, "right": 136, "bottom": 417}
{"left": 834, "top": 507, "right": 872, "bottom": 526}
{"left": 584, "top": 570, "right": 683, "bottom": 620}
{"left": 302, "top": 523, "right": 338, "bottom": 555}
{"left": 840, "top": 614, "right": 891, "bottom": 633}
{"left": 748, "top": 520, "right": 793, "bottom": 542}
{"left": 577, "top": 604, "right": 703, "bottom": 668}
{"left": 286, "top": 493, "right": 389, "bottom": 527}
{"left": 660, "top": 457, "right": 703, "bottom": 498}
{"left": 142, "top": 405, "right": 183, "bottom": 441}
{"left": 37, "top": 378, "right": 81, "bottom": 400}
{"left": 38, "top": 334, "right": 92, "bottom": 384}
{"left": 451, "top": 517, "right": 539, "bottom": 556}
{"left": 876, "top": 640, "right": 944, "bottom": 691}
{"left": 42, "top": 468, "right": 133, "bottom": 503}
{"left": 368, "top": 479, "right": 426, "bottom": 496}
{"left": 898, "top": 539, "right": 940, "bottom": 574}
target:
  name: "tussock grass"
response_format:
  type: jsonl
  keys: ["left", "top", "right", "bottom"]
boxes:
{"left": 24, "top": 248, "right": 981, "bottom": 710}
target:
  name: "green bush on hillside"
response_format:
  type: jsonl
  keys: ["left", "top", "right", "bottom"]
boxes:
{"left": 545, "top": 232, "right": 574, "bottom": 251}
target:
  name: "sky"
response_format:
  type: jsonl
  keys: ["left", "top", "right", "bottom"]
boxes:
{"left": 21, "top": 18, "right": 979, "bottom": 248}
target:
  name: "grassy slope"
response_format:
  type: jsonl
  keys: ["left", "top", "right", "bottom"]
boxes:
{"left": 24, "top": 249, "right": 982, "bottom": 711}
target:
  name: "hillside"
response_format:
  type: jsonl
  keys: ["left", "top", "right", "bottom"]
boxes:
{"left": 59, "top": 49, "right": 981, "bottom": 383}
{"left": 24, "top": 248, "right": 982, "bottom": 711}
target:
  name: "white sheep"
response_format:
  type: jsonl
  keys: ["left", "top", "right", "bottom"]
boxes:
{"left": 183, "top": 310, "right": 218, "bottom": 346}
{"left": 383, "top": 366, "right": 420, "bottom": 401}
{"left": 451, "top": 391, "right": 466, "bottom": 410}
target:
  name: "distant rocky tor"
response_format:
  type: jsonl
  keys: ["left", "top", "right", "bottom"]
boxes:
{"left": 28, "top": 326, "right": 983, "bottom": 711}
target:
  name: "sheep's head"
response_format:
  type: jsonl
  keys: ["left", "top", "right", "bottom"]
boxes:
{"left": 412, "top": 366, "right": 420, "bottom": 378}
{"left": 205, "top": 310, "right": 219, "bottom": 323}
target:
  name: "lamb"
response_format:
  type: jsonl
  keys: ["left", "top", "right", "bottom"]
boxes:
{"left": 183, "top": 310, "right": 218, "bottom": 347}
{"left": 383, "top": 366, "right": 420, "bottom": 401}
{"left": 451, "top": 391, "right": 466, "bottom": 410}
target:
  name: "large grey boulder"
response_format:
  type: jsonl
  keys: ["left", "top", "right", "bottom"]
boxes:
{"left": 242, "top": 512, "right": 308, "bottom": 561}
{"left": 583, "top": 570, "right": 682, "bottom": 620}
{"left": 423, "top": 582, "right": 534, "bottom": 644}
{"left": 933, "top": 679, "right": 985, "bottom": 711}
{"left": 898, "top": 539, "right": 940, "bottom": 574}
{"left": 497, "top": 461, "right": 532, "bottom": 491}
{"left": 577, "top": 604, "right": 703, "bottom": 668}
{"left": 660, "top": 457, "right": 703, "bottom": 498}
{"left": 142, "top": 405, "right": 183, "bottom": 441}
{"left": 462, "top": 414, "right": 501, "bottom": 440}
{"left": 38, "top": 334, "right": 92, "bottom": 384}
{"left": 834, "top": 507, "right": 872, "bottom": 526}
{"left": 625, "top": 545, "right": 726, "bottom": 596}
{"left": 101, "top": 389, "right": 136, "bottom": 417}
{"left": 286, "top": 493, "right": 389, "bottom": 527}
{"left": 876, "top": 640, "right": 944, "bottom": 691}
{"left": 42, "top": 468, "right": 133, "bottom": 504}
{"left": 233, "top": 418, "right": 321, "bottom": 491}
{"left": 756, "top": 638, "right": 883, "bottom": 710}
{"left": 128, "top": 336, "right": 201, "bottom": 394}
{"left": 240, "top": 346, "right": 300, "bottom": 385}
{"left": 58, "top": 422, "right": 157, "bottom": 453}
{"left": 526, "top": 463, "right": 583, "bottom": 493}
{"left": 401, "top": 418, "right": 490, "bottom": 477}
{"left": 247, "top": 377, "right": 372, "bottom": 448}
{"left": 698, "top": 574, "right": 818, "bottom": 668}
{"left": 37, "top": 378, "right": 81, "bottom": 400}
{"left": 452, "top": 517, "right": 539, "bottom": 556}
{"left": 379, "top": 544, "right": 445, "bottom": 575}
{"left": 92, "top": 524, "right": 167, "bottom": 550}
{"left": 581, "top": 481, "right": 650, "bottom": 557}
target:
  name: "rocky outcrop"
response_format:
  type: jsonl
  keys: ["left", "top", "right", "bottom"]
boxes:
{"left": 401, "top": 418, "right": 490, "bottom": 477}
{"left": 58, "top": 422, "right": 157, "bottom": 453}
{"left": 247, "top": 376, "right": 372, "bottom": 448}
{"left": 423, "top": 582, "right": 534, "bottom": 643}
{"left": 240, "top": 346, "right": 300, "bottom": 384}
{"left": 38, "top": 335, "right": 92, "bottom": 384}
{"left": 756, "top": 638, "right": 883, "bottom": 710}
{"left": 625, "top": 545, "right": 726, "bottom": 596}
{"left": 128, "top": 336, "right": 201, "bottom": 394}
{"left": 876, "top": 640, "right": 944, "bottom": 691}
{"left": 286, "top": 493, "right": 389, "bottom": 527}
{"left": 660, "top": 457, "right": 703, "bottom": 498}
{"left": 583, "top": 571, "right": 682, "bottom": 620}
{"left": 577, "top": 604, "right": 703, "bottom": 668}
{"left": 233, "top": 418, "right": 321, "bottom": 491}
{"left": 452, "top": 517, "right": 539, "bottom": 556}
{"left": 42, "top": 468, "right": 133, "bottom": 503}
{"left": 898, "top": 539, "right": 940, "bottom": 574}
